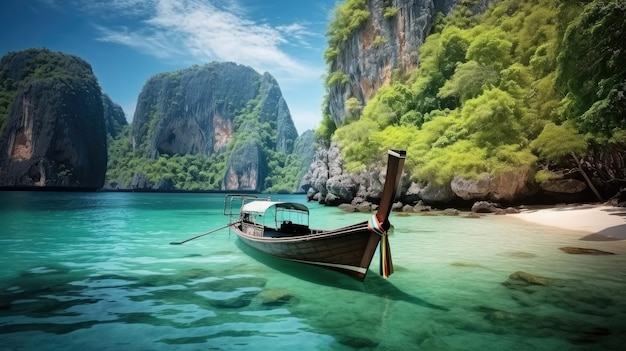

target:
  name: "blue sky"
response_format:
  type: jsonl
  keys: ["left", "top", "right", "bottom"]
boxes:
{"left": 0, "top": 0, "right": 339, "bottom": 134}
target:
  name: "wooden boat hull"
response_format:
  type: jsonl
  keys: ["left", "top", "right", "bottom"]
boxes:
{"left": 230, "top": 222, "right": 380, "bottom": 281}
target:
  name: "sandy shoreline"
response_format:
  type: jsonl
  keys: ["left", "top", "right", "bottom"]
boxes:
{"left": 510, "top": 204, "right": 626, "bottom": 240}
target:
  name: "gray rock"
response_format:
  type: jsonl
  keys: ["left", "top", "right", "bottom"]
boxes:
{"left": 222, "top": 140, "right": 264, "bottom": 191}
{"left": 442, "top": 208, "right": 459, "bottom": 216}
{"left": 338, "top": 203, "right": 357, "bottom": 212}
{"left": 420, "top": 182, "right": 457, "bottom": 203}
{"left": 541, "top": 178, "right": 587, "bottom": 193}
{"left": 306, "top": 187, "right": 317, "bottom": 201}
{"left": 327, "top": 0, "right": 453, "bottom": 124}
{"left": 357, "top": 202, "right": 373, "bottom": 213}
{"left": 505, "top": 207, "right": 520, "bottom": 214}
{"left": 451, "top": 168, "right": 538, "bottom": 203}
{"left": 505, "top": 271, "right": 555, "bottom": 286}
{"left": 471, "top": 201, "right": 500, "bottom": 213}
{"left": 413, "top": 201, "right": 433, "bottom": 212}
{"left": 257, "top": 73, "right": 298, "bottom": 154}
{"left": 392, "top": 201, "right": 404, "bottom": 211}
{"left": 402, "top": 181, "right": 423, "bottom": 204}
{"left": 325, "top": 193, "right": 342, "bottom": 206}
{"left": 258, "top": 289, "right": 297, "bottom": 306}
{"left": 327, "top": 173, "right": 358, "bottom": 203}
{"left": 451, "top": 174, "right": 492, "bottom": 200}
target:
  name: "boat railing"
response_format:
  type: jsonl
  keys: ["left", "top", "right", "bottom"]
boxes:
{"left": 223, "top": 194, "right": 270, "bottom": 222}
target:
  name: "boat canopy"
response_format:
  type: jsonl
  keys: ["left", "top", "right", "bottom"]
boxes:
{"left": 241, "top": 201, "right": 309, "bottom": 215}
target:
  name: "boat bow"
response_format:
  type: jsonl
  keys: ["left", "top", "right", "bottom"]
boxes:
{"left": 368, "top": 149, "right": 406, "bottom": 278}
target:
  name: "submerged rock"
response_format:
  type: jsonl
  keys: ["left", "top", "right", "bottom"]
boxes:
{"left": 505, "top": 271, "right": 555, "bottom": 286}
{"left": 559, "top": 247, "right": 614, "bottom": 255}
{"left": 258, "top": 289, "right": 297, "bottom": 306}
{"left": 501, "top": 251, "right": 537, "bottom": 259}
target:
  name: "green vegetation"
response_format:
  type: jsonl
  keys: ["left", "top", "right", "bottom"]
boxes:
{"left": 316, "top": 102, "right": 338, "bottom": 146}
{"left": 372, "top": 35, "right": 388, "bottom": 46}
{"left": 555, "top": 0, "right": 626, "bottom": 144}
{"left": 325, "top": 0, "right": 626, "bottom": 188}
{"left": 264, "top": 152, "right": 304, "bottom": 193}
{"left": 384, "top": 7, "right": 398, "bottom": 19}
{"left": 106, "top": 126, "right": 229, "bottom": 190}
{"left": 326, "top": 71, "right": 349, "bottom": 87}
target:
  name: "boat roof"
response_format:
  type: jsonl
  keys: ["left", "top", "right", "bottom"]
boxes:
{"left": 241, "top": 201, "right": 309, "bottom": 215}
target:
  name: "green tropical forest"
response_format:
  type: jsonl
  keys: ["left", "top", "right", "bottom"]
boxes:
{"left": 320, "top": 0, "right": 625, "bottom": 199}
{"left": 107, "top": 128, "right": 312, "bottom": 193}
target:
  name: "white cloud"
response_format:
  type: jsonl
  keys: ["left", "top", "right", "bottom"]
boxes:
{"left": 40, "top": 0, "right": 329, "bottom": 132}
{"left": 89, "top": 0, "right": 323, "bottom": 81}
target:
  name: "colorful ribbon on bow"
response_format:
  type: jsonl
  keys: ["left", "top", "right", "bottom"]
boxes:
{"left": 368, "top": 215, "right": 394, "bottom": 279}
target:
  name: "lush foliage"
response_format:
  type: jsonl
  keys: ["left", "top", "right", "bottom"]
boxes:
{"left": 530, "top": 122, "right": 587, "bottom": 162}
{"left": 328, "top": 0, "right": 625, "bottom": 185}
{"left": 384, "top": 7, "right": 398, "bottom": 19}
{"left": 555, "top": 0, "right": 626, "bottom": 143}
{"left": 106, "top": 126, "right": 229, "bottom": 190}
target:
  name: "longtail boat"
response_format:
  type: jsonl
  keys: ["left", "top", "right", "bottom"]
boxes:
{"left": 223, "top": 149, "right": 406, "bottom": 281}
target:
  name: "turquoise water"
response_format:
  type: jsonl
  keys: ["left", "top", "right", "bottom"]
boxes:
{"left": 1, "top": 191, "right": 625, "bottom": 350}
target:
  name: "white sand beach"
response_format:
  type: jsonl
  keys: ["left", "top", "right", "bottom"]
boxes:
{"left": 511, "top": 204, "right": 626, "bottom": 240}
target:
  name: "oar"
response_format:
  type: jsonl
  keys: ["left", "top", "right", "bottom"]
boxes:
{"left": 169, "top": 223, "right": 235, "bottom": 245}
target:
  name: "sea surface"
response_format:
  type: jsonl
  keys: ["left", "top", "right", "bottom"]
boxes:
{"left": 1, "top": 191, "right": 625, "bottom": 350}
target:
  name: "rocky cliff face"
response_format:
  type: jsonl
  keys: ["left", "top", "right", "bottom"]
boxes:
{"left": 131, "top": 62, "right": 299, "bottom": 191}
{"left": 304, "top": 0, "right": 552, "bottom": 208}
{"left": 133, "top": 62, "right": 260, "bottom": 158}
{"left": 257, "top": 73, "right": 298, "bottom": 154}
{"left": 102, "top": 93, "right": 127, "bottom": 139}
{"left": 0, "top": 49, "right": 107, "bottom": 189}
{"left": 328, "top": 0, "right": 458, "bottom": 125}
{"left": 305, "top": 0, "right": 464, "bottom": 205}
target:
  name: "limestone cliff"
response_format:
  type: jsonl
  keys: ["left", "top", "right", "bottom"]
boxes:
{"left": 130, "top": 62, "right": 299, "bottom": 191}
{"left": 102, "top": 93, "right": 127, "bottom": 139}
{"left": 328, "top": 0, "right": 458, "bottom": 125}
{"left": 0, "top": 49, "right": 107, "bottom": 189}
{"left": 307, "top": 0, "right": 544, "bottom": 207}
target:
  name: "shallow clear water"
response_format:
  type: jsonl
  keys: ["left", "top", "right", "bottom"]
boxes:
{"left": 1, "top": 191, "right": 625, "bottom": 350}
